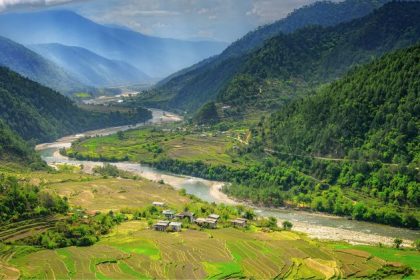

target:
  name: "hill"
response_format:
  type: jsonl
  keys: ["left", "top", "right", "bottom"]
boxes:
{"left": 29, "top": 43, "right": 151, "bottom": 87}
{"left": 141, "top": 0, "right": 392, "bottom": 113}
{"left": 259, "top": 45, "right": 420, "bottom": 166}
{"left": 0, "top": 10, "right": 228, "bottom": 78}
{"left": 0, "top": 36, "right": 84, "bottom": 93}
{"left": 0, "top": 120, "right": 44, "bottom": 168}
{"left": 0, "top": 67, "right": 151, "bottom": 143}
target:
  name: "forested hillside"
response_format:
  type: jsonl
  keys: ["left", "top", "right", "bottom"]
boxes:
{"left": 0, "top": 67, "right": 151, "bottom": 143}
{"left": 0, "top": 120, "right": 44, "bottom": 168}
{"left": 0, "top": 36, "right": 84, "bottom": 93}
{"left": 259, "top": 45, "right": 420, "bottom": 166}
{"left": 223, "top": 45, "right": 420, "bottom": 227}
{"left": 137, "top": 0, "right": 392, "bottom": 113}
{"left": 138, "top": 1, "right": 420, "bottom": 116}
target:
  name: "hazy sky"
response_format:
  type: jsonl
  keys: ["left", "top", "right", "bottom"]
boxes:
{"left": 0, "top": 0, "right": 332, "bottom": 42}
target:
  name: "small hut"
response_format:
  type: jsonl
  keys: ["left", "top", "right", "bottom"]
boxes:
{"left": 169, "top": 222, "right": 182, "bottom": 232}
{"left": 153, "top": 220, "right": 170, "bottom": 231}
{"left": 231, "top": 218, "right": 247, "bottom": 228}
{"left": 162, "top": 210, "right": 175, "bottom": 219}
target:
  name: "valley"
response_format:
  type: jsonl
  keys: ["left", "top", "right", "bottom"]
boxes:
{"left": 0, "top": 0, "right": 419, "bottom": 279}
{"left": 36, "top": 108, "right": 419, "bottom": 247}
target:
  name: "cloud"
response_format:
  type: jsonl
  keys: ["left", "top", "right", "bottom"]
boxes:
{"left": 0, "top": 0, "right": 82, "bottom": 11}
{"left": 246, "top": 0, "right": 321, "bottom": 23}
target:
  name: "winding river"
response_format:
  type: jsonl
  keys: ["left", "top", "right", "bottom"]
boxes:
{"left": 36, "top": 109, "right": 419, "bottom": 246}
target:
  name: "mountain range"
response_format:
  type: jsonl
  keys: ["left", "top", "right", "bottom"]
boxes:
{"left": 138, "top": 0, "right": 405, "bottom": 113}
{"left": 0, "top": 36, "right": 84, "bottom": 93}
{"left": 29, "top": 43, "right": 151, "bottom": 87}
{"left": 0, "top": 10, "right": 228, "bottom": 79}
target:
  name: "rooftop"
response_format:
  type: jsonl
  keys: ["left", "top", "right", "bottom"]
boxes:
{"left": 155, "top": 220, "right": 170, "bottom": 226}
{"left": 208, "top": 214, "right": 220, "bottom": 219}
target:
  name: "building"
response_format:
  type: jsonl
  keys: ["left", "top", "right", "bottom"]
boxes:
{"left": 153, "top": 220, "right": 170, "bottom": 231}
{"left": 231, "top": 218, "right": 247, "bottom": 228}
{"left": 195, "top": 218, "right": 218, "bottom": 229}
{"left": 206, "top": 219, "right": 218, "bottom": 229}
{"left": 152, "top": 202, "right": 165, "bottom": 207}
{"left": 175, "top": 212, "right": 195, "bottom": 222}
{"left": 163, "top": 210, "right": 175, "bottom": 219}
{"left": 169, "top": 222, "right": 182, "bottom": 232}
{"left": 208, "top": 214, "right": 220, "bottom": 221}
{"left": 195, "top": 218, "right": 207, "bottom": 226}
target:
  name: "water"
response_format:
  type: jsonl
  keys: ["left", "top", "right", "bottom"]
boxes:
{"left": 36, "top": 108, "right": 419, "bottom": 244}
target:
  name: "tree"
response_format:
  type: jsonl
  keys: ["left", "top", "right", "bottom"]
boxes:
{"left": 414, "top": 240, "right": 420, "bottom": 251}
{"left": 282, "top": 220, "right": 293, "bottom": 230}
{"left": 393, "top": 238, "right": 403, "bottom": 249}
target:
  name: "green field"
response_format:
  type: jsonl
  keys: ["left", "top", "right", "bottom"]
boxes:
{"left": 65, "top": 127, "right": 253, "bottom": 167}
{"left": 0, "top": 169, "right": 418, "bottom": 279}
{"left": 2, "top": 221, "right": 416, "bottom": 279}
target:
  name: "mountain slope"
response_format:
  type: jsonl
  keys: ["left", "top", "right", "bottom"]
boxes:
{"left": 29, "top": 43, "right": 150, "bottom": 87}
{"left": 258, "top": 44, "right": 420, "bottom": 166}
{"left": 0, "top": 67, "right": 151, "bottom": 143}
{"left": 0, "top": 36, "right": 83, "bottom": 93}
{"left": 144, "top": 0, "right": 392, "bottom": 112}
{"left": 0, "top": 119, "right": 43, "bottom": 167}
{"left": 0, "top": 10, "right": 228, "bottom": 78}
{"left": 222, "top": 45, "right": 419, "bottom": 228}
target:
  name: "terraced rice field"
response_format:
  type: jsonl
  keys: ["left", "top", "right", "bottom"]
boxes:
{"left": 2, "top": 221, "right": 413, "bottom": 279}
{"left": 44, "top": 177, "right": 191, "bottom": 212}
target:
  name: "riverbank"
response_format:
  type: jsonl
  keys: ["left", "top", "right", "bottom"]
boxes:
{"left": 36, "top": 109, "right": 419, "bottom": 248}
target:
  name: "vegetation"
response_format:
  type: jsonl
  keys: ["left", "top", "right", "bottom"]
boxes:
{"left": 134, "top": 1, "right": 420, "bottom": 115}
{"left": 0, "top": 67, "right": 151, "bottom": 143}
{"left": 193, "top": 102, "right": 219, "bottom": 124}
{"left": 0, "top": 120, "right": 45, "bottom": 168}
{"left": 32, "top": 211, "right": 126, "bottom": 249}
{"left": 0, "top": 174, "right": 68, "bottom": 224}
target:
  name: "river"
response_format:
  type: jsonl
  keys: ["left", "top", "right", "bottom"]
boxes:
{"left": 36, "top": 108, "right": 419, "bottom": 247}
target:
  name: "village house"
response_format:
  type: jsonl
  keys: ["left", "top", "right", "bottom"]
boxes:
{"left": 231, "top": 218, "right": 247, "bottom": 228}
{"left": 169, "top": 222, "right": 182, "bottom": 232}
{"left": 152, "top": 202, "right": 165, "bottom": 207}
{"left": 162, "top": 210, "right": 175, "bottom": 219}
{"left": 195, "top": 218, "right": 218, "bottom": 229}
{"left": 208, "top": 214, "right": 220, "bottom": 221}
{"left": 153, "top": 220, "right": 170, "bottom": 231}
{"left": 175, "top": 211, "right": 195, "bottom": 222}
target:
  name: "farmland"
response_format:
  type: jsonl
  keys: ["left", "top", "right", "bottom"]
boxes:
{"left": 65, "top": 127, "right": 252, "bottom": 168}
{"left": 0, "top": 168, "right": 418, "bottom": 279}
{"left": 2, "top": 221, "right": 415, "bottom": 279}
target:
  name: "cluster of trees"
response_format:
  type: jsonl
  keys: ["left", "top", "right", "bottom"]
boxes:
{"left": 0, "top": 174, "right": 68, "bottom": 223}
{"left": 0, "top": 120, "right": 45, "bottom": 168}
{"left": 193, "top": 102, "right": 220, "bottom": 124}
{"left": 151, "top": 156, "right": 418, "bottom": 229}
{"left": 0, "top": 67, "right": 152, "bottom": 143}
{"left": 33, "top": 211, "right": 126, "bottom": 249}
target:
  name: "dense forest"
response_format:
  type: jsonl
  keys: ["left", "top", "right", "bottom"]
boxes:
{"left": 135, "top": 1, "right": 418, "bottom": 115}
{"left": 258, "top": 45, "right": 420, "bottom": 166}
{"left": 0, "top": 67, "right": 152, "bottom": 143}
{"left": 0, "top": 120, "right": 45, "bottom": 168}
